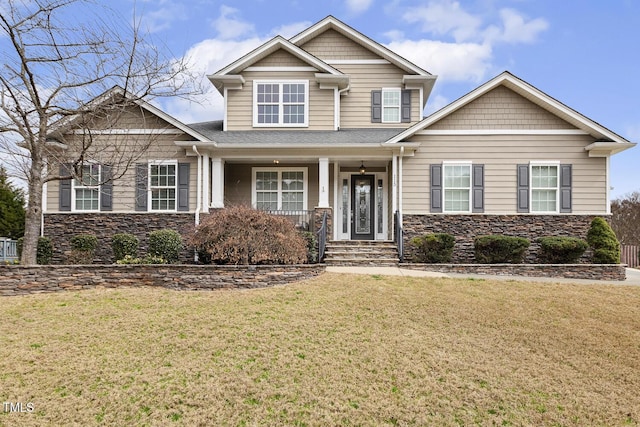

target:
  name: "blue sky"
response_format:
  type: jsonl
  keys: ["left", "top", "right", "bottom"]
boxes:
{"left": 32, "top": 1, "right": 640, "bottom": 197}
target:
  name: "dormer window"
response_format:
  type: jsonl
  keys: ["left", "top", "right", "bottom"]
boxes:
{"left": 253, "top": 80, "right": 309, "bottom": 127}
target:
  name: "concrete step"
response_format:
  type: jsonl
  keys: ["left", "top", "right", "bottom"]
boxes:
{"left": 324, "top": 240, "right": 399, "bottom": 266}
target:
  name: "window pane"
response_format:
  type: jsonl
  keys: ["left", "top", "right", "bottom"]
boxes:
{"left": 444, "top": 189, "right": 470, "bottom": 212}
{"left": 383, "top": 107, "right": 400, "bottom": 123}
{"left": 532, "top": 189, "right": 557, "bottom": 212}
{"left": 444, "top": 165, "right": 471, "bottom": 187}
{"left": 532, "top": 165, "right": 557, "bottom": 188}
{"left": 75, "top": 188, "right": 99, "bottom": 211}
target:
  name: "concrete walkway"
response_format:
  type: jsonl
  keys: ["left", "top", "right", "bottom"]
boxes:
{"left": 326, "top": 266, "right": 640, "bottom": 286}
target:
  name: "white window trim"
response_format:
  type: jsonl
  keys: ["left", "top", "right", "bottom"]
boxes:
{"left": 71, "top": 163, "right": 101, "bottom": 212}
{"left": 530, "top": 161, "right": 560, "bottom": 214}
{"left": 251, "top": 167, "right": 308, "bottom": 211}
{"left": 443, "top": 161, "right": 472, "bottom": 214}
{"left": 148, "top": 160, "right": 178, "bottom": 212}
{"left": 381, "top": 87, "right": 401, "bottom": 124}
{"left": 253, "top": 80, "right": 309, "bottom": 128}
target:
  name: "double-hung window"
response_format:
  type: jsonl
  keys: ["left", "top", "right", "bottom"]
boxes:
{"left": 531, "top": 163, "right": 559, "bottom": 213}
{"left": 382, "top": 88, "right": 401, "bottom": 123}
{"left": 253, "top": 168, "right": 307, "bottom": 211}
{"left": 443, "top": 163, "right": 472, "bottom": 213}
{"left": 149, "top": 161, "right": 177, "bottom": 211}
{"left": 73, "top": 164, "right": 101, "bottom": 211}
{"left": 254, "top": 80, "right": 308, "bottom": 127}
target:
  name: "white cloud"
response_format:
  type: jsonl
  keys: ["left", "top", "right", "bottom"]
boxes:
{"left": 424, "top": 94, "right": 450, "bottom": 116}
{"left": 269, "top": 21, "right": 313, "bottom": 39}
{"left": 403, "top": 1, "right": 482, "bottom": 42}
{"left": 483, "top": 9, "right": 549, "bottom": 44}
{"left": 139, "top": 2, "right": 188, "bottom": 33}
{"left": 346, "top": 0, "right": 374, "bottom": 14}
{"left": 386, "top": 39, "right": 492, "bottom": 83}
{"left": 211, "top": 5, "right": 256, "bottom": 40}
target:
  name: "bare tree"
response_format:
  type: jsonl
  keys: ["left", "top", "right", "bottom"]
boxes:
{"left": 611, "top": 191, "right": 640, "bottom": 246}
{"left": 0, "top": 0, "right": 198, "bottom": 265}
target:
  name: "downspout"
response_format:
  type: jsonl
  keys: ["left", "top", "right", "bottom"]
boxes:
{"left": 191, "top": 145, "right": 202, "bottom": 226}
{"left": 399, "top": 146, "right": 404, "bottom": 225}
{"left": 337, "top": 84, "right": 350, "bottom": 130}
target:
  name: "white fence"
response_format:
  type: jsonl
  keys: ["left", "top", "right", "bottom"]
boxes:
{"left": 0, "top": 238, "right": 18, "bottom": 263}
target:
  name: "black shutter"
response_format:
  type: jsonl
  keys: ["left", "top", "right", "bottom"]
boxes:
{"left": 371, "top": 90, "right": 382, "bottom": 123}
{"left": 177, "top": 162, "right": 190, "bottom": 212}
{"left": 517, "top": 164, "right": 529, "bottom": 213}
{"left": 59, "top": 164, "right": 72, "bottom": 211}
{"left": 135, "top": 163, "right": 148, "bottom": 211}
{"left": 401, "top": 89, "right": 412, "bottom": 123}
{"left": 472, "top": 164, "right": 484, "bottom": 213}
{"left": 100, "top": 164, "right": 113, "bottom": 211}
{"left": 559, "top": 164, "right": 572, "bottom": 213}
{"left": 430, "top": 164, "right": 443, "bottom": 213}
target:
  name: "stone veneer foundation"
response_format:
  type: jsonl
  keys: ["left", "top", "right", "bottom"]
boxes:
{"left": 44, "top": 213, "right": 197, "bottom": 264}
{"left": 402, "top": 214, "right": 604, "bottom": 264}
{"left": 0, "top": 264, "right": 325, "bottom": 296}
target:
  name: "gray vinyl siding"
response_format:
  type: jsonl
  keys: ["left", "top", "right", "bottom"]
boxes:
{"left": 402, "top": 134, "right": 607, "bottom": 215}
{"left": 299, "top": 29, "right": 381, "bottom": 60}
{"left": 47, "top": 132, "right": 197, "bottom": 213}
{"left": 225, "top": 71, "right": 335, "bottom": 131}
{"left": 224, "top": 163, "right": 321, "bottom": 209}
{"left": 429, "top": 86, "right": 577, "bottom": 130}
{"left": 330, "top": 63, "right": 421, "bottom": 128}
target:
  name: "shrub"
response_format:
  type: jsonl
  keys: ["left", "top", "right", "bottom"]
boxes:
{"left": 587, "top": 217, "right": 620, "bottom": 264}
{"left": 300, "top": 231, "right": 318, "bottom": 264}
{"left": 187, "top": 205, "right": 307, "bottom": 265}
{"left": 537, "top": 236, "right": 588, "bottom": 264}
{"left": 148, "top": 229, "right": 183, "bottom": 264}
{"left": 16, "top": 236, "right": 53, "bottom": 264}
{"left": 111, "top": 233, "right": 139, "bottom": 261}
{"left": 474, "top": 235, "right": 530, "bottom": 264}
{"left": 68, "top": 233, "right": 98, "bottom": 264}
{"left": 37, "top": 237, "right": 53, "bottom": 265}
{"left": 409, "top": 233, "right": 455, "bottom": 263}
{"left": 116, "top": 254, "right": 167, "bottom": 265}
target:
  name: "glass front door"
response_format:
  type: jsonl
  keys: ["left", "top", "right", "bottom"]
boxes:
{"left": 351, "top": 175, "right": 375, "bottom": 240}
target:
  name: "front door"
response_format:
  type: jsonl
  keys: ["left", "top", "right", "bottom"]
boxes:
{"left": 351, "top": 175, "right": 375, "bottom": 240}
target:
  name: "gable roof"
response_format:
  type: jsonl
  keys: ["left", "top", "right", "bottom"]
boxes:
{"left": 50, "top": 86, "right": 209, "bottom": 142}
{"left": 386, "top": 71, "right": 636, "bottom": 155}
{"left": 208, "top": 36, "right": 344, "bottom": 94}
{"left": 290, "top": 16, "right": 432, "bottom": 77}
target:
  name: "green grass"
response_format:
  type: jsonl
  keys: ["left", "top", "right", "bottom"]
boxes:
{"left": 0, "top": 273, "right": 639, "bottom": 426}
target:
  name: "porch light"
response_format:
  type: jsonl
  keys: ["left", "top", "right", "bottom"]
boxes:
{"left": 273, "top": 160, "right": 280, "bottom": 164}
{"left": 359, "top": 161, "right": 366, "bottom": 175}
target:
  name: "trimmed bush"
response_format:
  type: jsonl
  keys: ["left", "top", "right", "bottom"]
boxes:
{"left": 537, "top": 236, "right": 588, "bottom": 264}
{"left": 16, "top": 236, "right": 53, "bottom": 264}
{"left": 111, "top": 233, "right": 139, "bottom": 261}
{"left": 410, "top": 233, "right": 455, "bottom": 263}
{"left": 37, "top": 237, "right": 53, "bottom": 265}
{"left": 187, "top": 205, "right": 307, "bottom": 265}
{"left": 587, "top": 217, "right": 621, "bottom": 264}
{"left": 300, "top": 231, "right": 318, "bottom": 264}
{"left": 68, "top": 233, "right": 98, "bottom": 264}
{"left": 474, "top": 235, "right": 530, "bottom": 264}
{"left": 148, "top": 229, "right": 183, "bottom": 264}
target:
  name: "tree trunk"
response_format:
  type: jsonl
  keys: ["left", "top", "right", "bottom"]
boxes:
{"left": 21, "top": 163, "right": 44, "bottom": 266}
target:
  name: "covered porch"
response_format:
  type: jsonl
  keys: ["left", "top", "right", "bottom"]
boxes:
{"left": 183, "top": 147, "right": 411, "bottom": 242}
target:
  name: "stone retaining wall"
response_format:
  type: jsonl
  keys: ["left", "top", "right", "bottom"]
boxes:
{"left": 0, "top": 264, "right": 325, "bottom": 296}
{"left": 402, "top": 214, "right": 602, "bottom": 263}
{"left": 44, "top": 213, "right": 196, "bottom": 264}
{"left": 400, "top": 263, "right": 626, "bottom": 281}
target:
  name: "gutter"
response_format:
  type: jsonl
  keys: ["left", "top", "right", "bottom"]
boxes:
{"left": 191, "top": 145, "right": 202, "bottom": 226}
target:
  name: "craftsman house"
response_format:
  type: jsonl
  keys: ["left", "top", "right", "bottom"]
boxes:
{"left": 43, "top": 16, "right": 635, "bottom": 263}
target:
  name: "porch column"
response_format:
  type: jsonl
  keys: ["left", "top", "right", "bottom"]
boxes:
{"left": 318, "top": 157, "right": 330, "bottom": 208}
{"left": 202, "top": 153, "right": 210, "bottom": 212}
{"left": 392, "top": 154, "right": 398, "bottom": 215}
{"left": 211, "top": 157, "right": 225, "bottom": 208}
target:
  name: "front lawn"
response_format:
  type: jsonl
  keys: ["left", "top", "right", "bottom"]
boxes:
{"left": 1, "top": 273, "right": 639, "bottom": 426}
